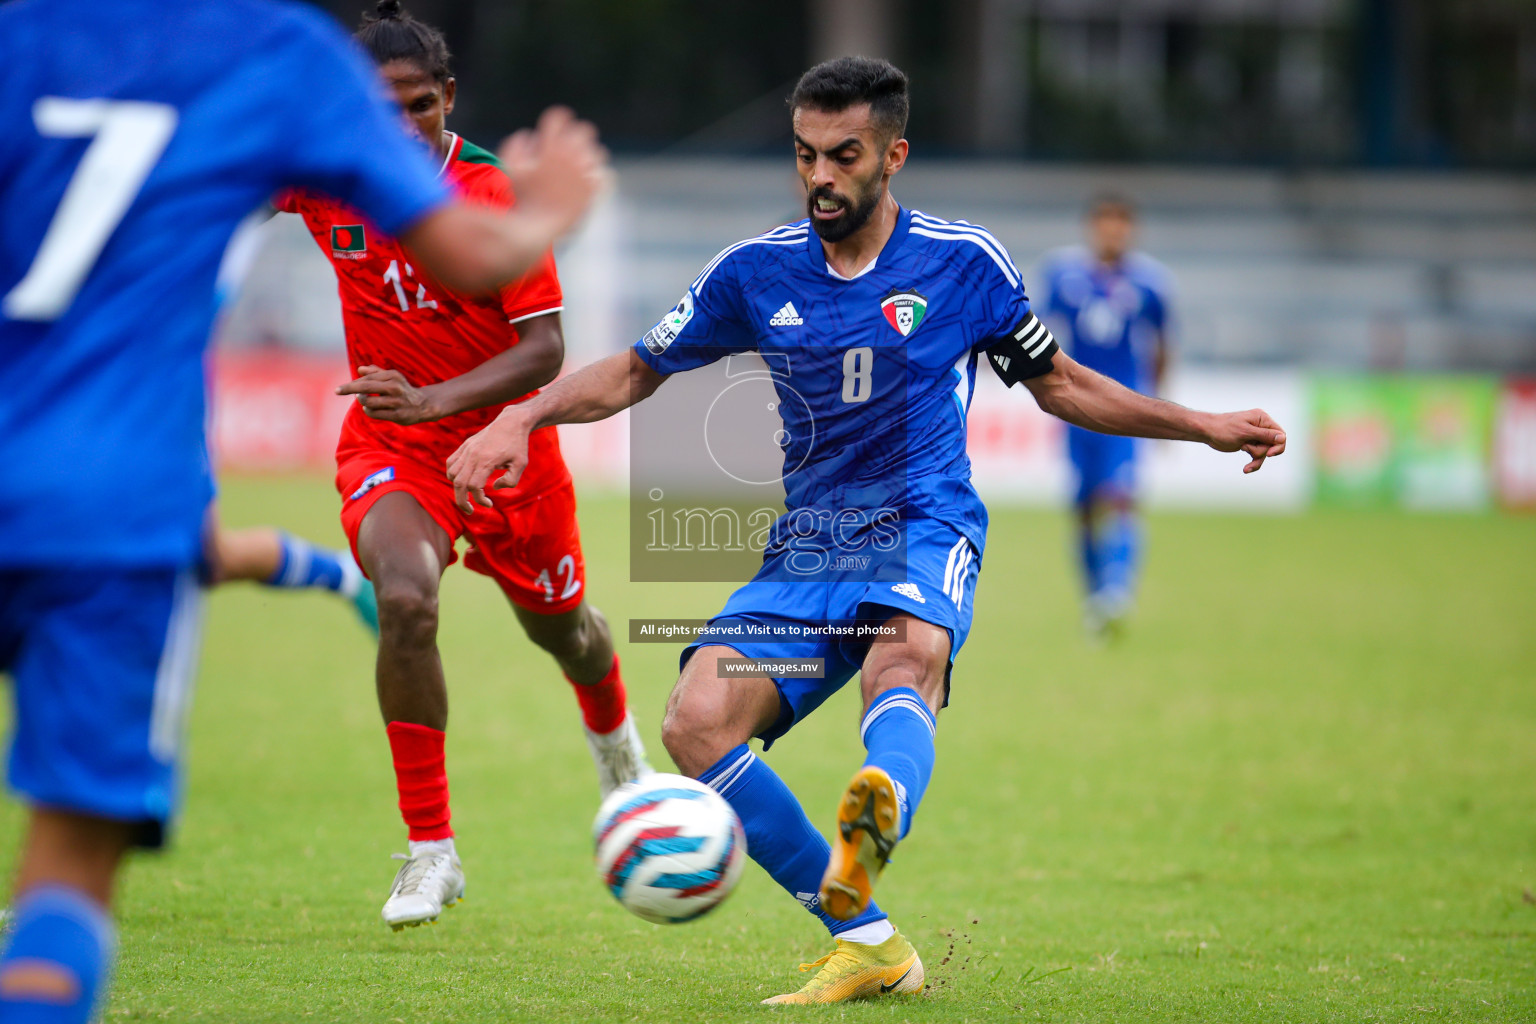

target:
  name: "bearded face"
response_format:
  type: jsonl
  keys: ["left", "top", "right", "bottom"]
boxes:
{"left": 805, "top": 157, "right": 884, "bottom": 243}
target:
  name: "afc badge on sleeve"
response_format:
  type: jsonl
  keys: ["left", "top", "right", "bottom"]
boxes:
{"left": 644, "top": 290, "right": 696, "bottom": 354}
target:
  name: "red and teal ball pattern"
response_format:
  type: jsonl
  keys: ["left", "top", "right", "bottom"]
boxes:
{"left": 592, "top": 773, "right": 747, "bottom": 924}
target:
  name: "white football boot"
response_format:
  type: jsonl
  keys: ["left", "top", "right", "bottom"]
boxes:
{"left": 381, "top": 840, "right": 465, "bottom": 931}
{"left": 585, "top": 711, "right": 653, "bottom": 798}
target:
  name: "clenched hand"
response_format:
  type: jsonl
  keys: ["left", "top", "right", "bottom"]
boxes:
{"left": 499, "top": 107, "right": 609, "bottom": 241}
{"left": 1201, "top": 409, "right": 1287, "bottom": 474}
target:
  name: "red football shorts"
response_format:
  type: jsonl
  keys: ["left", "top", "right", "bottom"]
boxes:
{"left": 336, "top": 451, "right": 587, "bottom": 615}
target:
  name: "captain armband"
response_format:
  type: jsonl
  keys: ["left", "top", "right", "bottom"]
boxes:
{"left": 983, "top": 311, "right": 1059, "bottom": 387}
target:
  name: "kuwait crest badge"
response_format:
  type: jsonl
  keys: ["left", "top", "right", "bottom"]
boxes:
{"left": 330, "top": 224, "right": 367, "bottom": 259}
{"left": 880, "top": 288, "right": 928, "bottom": 337}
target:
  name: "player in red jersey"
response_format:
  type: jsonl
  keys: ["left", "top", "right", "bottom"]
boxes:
{"left": 275, "top": 1, "right": 649, "bottom": 931}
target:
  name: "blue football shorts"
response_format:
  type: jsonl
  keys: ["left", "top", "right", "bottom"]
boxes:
{"left": 0, "top": 566, "right": 204, "bottom": 848}
{"left": 1068, "top": 424, "right": 1140, "bottom": 506}
{"left": 681, "top": 517, "right": 981, "bottom": 747}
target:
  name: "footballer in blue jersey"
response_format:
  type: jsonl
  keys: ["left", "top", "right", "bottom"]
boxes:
{"left": 449, "top": 57, "right": 1285, "bottom": 1005}
{"left": 0, "top": 0, "right": 605, "bottom": 1018}
{"left": 1038, "top": 194, "right": 1176, "bottom": 636}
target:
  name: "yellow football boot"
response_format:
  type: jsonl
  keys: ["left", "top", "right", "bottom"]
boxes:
{"left": 819, "top": 765, "right": 901, "bottom": 921}
{"left": 761, "top": 930, "right": 924, "bottom": 1005}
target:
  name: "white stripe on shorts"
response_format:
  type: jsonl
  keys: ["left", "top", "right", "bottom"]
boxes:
{"left": 941, "top": 535, "right": 967, "bottom": 598}
{"left": 148, "top": 569, "right": 206, "bottom": 763}
{"left": 949, "top": 545, "right": 974, "bottom": 609}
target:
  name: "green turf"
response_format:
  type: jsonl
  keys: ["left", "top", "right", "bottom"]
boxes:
{"left": 2, "top": 478, "right": 1533, "bottom": 1021}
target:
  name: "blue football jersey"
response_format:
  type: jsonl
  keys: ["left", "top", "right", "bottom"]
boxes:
{"left": 634, "top": 208, "right": 1057, "bottom": 556}
{"left": 1037, "top": 246, "right": 1173, "bottom": 393}
{"left": 0, "top": 0, "right": 450, "bottom": 567}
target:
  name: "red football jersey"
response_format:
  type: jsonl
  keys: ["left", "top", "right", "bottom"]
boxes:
{"left": 277, "top": 132, "right": 569, "bottom": 497}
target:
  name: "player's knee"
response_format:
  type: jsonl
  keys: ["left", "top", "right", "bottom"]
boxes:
{"left": 660, "top": 689, "right": 734, "bottom": 777}
{"left": 375, "top": 578, "right": 439, "bottom": 642}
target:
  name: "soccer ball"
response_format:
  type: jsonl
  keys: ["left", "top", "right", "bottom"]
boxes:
{"left": 592, "top": 773, "right": 747, "bottom": 924}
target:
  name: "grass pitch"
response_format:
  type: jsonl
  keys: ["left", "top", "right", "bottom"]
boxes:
{"left": 2, "top": 477, "right": 1533, "bottom": 1022}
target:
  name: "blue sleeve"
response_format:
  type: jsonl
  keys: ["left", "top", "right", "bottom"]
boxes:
{"left": 633, "top": 254, "right": 756, "bottom": 374}
{"left": 1035, "top": 257, "right": 1072, "bottom": 353}
{"left": 270, "top": 6, "right": 449, "bottom": 236}
{"left": 972, "top": 249, "right": 1036, "bottom": 347}
{"left": 975, "top": 250, "right": 1060, "bottom": 386}
{"left": 1131, "top": 257, "right": 1176, "bottom": 345}
{"left": 1146, "top": 277, "right": 1174, "bottom": 340}
{"left": 1036, "top": 259, "right": 1063, "bottom": 319}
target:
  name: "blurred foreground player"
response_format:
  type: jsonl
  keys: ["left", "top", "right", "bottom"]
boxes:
{"left": 202, "top": 189, "right": 379, "bottom": 635}
{"left": 1037, "top": 195, "right": 1175, "bottom": 638}
{"left": 449, "top": 57, "right": 1284, "bottom": 1004}
{"left": 0, "top": 0, "right": 605, "bottom": 1019}
{"left": 276, "top": 2, "right": 649, "bottom": 931}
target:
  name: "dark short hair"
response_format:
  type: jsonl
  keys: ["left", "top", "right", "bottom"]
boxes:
{"left": 1088, "top": 191, "right": 1137, "bottom": 219}
{"left": 789, "top": 56, "right": 909, "bottom": 142}
{"left": 356, "top": 0, "right": 452, "bottom": 82}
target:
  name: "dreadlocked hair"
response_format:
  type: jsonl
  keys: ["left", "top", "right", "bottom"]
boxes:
{"left": 356, "top": 0, "right": 452, "bottom": 82}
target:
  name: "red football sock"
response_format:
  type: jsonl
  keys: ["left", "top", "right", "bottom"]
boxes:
{"left": 386, "top": 721, "right": 453, "bottom": 842}
{"left": 568, "top": 655, "right": 627, "bottom": 734}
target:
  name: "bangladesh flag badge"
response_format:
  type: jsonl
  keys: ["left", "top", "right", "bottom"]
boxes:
{"left": 881, "top": 288, "right": 928, "bottom": 337}
{"left": 330, "top": 224, "right": 366, "bottom": 259}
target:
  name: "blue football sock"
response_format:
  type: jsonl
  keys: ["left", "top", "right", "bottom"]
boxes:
{"left": 1076, "top": 514, "right": 1101, "bottom": 596}
{"left": 859, "top": 688, "right": 937, "bottom": 839}
{"left": 1095, "top": 511, "right": 1141, "bottom": 609}
{"left": 0, "top": 886, "right": 115, "bottom": 1024}
{"left": 699, "top": 744, "right": 886, "bottom": 936}
{"left": 265, "top": 533, "right": 358, "bottom": 596}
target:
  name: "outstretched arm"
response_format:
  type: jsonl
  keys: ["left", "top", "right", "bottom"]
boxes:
{"left": 448, "top": 349, "right": 665, "bottom": 511}
{"left": 337, "top": 314, "right": 566, "bottom": 425}
{"left": 1023, "top": 351, "right": 1286, "bottom": 474}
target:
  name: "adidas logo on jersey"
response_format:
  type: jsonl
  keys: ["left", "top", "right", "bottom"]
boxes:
{"left": 890, "top": 582, "right": 926, "bottom": 604}
{"left": 769, "top": 301, "right": 804, "bottom": 327}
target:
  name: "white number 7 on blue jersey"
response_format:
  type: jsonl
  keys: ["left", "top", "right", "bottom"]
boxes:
{"left": 4, "top": 97, "right": 178, "bottom": 322}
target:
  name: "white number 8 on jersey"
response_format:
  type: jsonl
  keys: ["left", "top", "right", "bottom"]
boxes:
{"left": 841, "top": 346, "right": 873, "bottom": 403}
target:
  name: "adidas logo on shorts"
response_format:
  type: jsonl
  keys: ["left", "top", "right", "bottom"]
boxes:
{"left": 890, "top": 582, "right": 926, "bottom": 604}
{"left": 769, "top": 301, "right": 804, "bottom": 327}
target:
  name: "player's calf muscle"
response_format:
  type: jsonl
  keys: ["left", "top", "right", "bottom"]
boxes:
{"left": 860, "top": 620, "right": 949, "bottom": 713}
{"left": 516, "top": 602, "right": 610, "bottom": 675}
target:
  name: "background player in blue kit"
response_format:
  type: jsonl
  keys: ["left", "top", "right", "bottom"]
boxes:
{"left": 0, "top": 1, "right": 604, "bottom": 1019}
{"left": 1038, "top": 194, "right": 1176, "bottom": 637}
{"left": 448, "top": 57, "right": 1285, "bottom": 1005}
